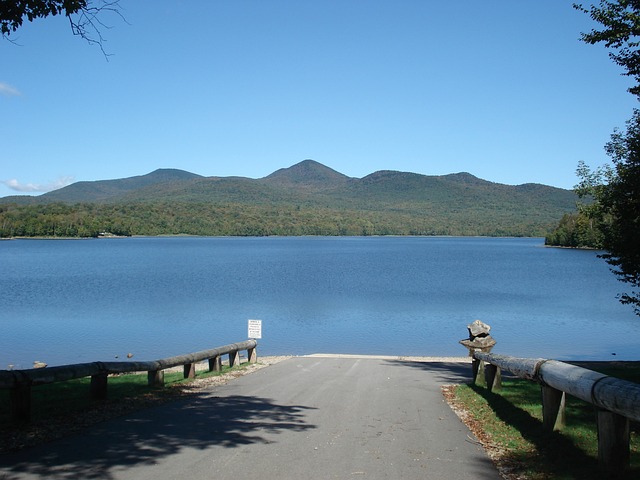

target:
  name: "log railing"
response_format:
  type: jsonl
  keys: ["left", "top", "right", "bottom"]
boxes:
{"left": 0, "top": 339, "right": 258, "bottom": 425}
{"left": 472, "top": 351, "right": 640, "bottom": 474}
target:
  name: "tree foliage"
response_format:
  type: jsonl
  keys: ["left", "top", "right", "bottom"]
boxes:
{"left": 544, "top": 211, "right": 605, "bottom": 248}
{"left": 574, "top": 1, "right": 640, "bottom": 314}
{"left": 1, "top": 1, "right": 85, "bottom": 35}
{"left": 0, "top": 201, "right": 553, "bottom": 239}
{"left": 587, "top": 112, "right": 640, "bottom": 314}
{"left": 0, "top": 0, "right": 122, "bottom": 51}
{"left": 575, "top": 0, "right": 640, "bottom": 97}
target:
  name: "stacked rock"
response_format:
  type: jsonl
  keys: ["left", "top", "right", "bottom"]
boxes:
{"left": 459, "top": 319, "right": 496, "bottom": 356}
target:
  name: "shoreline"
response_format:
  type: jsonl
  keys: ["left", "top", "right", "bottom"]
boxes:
{"left": 305, "top": 353, "right": 471, "bottom": 362}
{"left": 1, "top": 234, "right": 547, "bottom": 240}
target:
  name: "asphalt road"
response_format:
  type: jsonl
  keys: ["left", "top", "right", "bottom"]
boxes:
{"left": 0, "top": 356, "right": 502, "bottom": 479}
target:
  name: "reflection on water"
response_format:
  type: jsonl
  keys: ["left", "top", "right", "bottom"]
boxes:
{"left": 1, "top": 236, "right": 637, "bottom": 368}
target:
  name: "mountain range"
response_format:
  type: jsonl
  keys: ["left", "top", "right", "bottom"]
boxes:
{"left": 0, "top": 160, "right": 577, "bottom": 237}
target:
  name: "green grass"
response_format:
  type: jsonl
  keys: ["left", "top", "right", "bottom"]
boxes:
{"left": 452, "top": 366, "right": 640, "bottom": 479}
{"left": 0, "top": 363, "right": 250, "bottom": 428}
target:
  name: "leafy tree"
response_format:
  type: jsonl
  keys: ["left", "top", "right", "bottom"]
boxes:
{"left": 545, "top": 211, "right": 605, "bottom": 248}
{"left": 575, "top": 1, "right": 640, "bottom": 97}
{"left": 574, "top": 0, "right": 640, "bottom": 314}
{"left": 578, "top": 113, "right": 640, "bottom": 314}
{"left": 1, "top": 0, "right": 122, "bottom": 52}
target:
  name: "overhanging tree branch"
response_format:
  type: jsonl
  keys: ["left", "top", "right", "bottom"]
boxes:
{"left": 68, "top": 1, "right": 124, "bottom": 57}
{"left": 1, "top": 0, "right": 124, "bottom": 55}
{"left": 575, "top": 1, "right": 640, "bottom": 97}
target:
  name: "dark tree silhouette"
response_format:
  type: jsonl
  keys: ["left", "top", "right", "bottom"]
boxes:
{"left": 1, "top": 0, "right": 123, "bottom": 53}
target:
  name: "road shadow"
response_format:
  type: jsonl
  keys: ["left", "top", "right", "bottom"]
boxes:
{"left": 384, "top": 359, "right": 474, "bottom": 384}
{"left": 0, "top": 393, "right": 316, "bottom": 480}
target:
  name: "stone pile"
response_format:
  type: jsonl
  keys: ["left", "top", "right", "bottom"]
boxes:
{"left": 459, "top": 319, "right": 496, "bottom": 356}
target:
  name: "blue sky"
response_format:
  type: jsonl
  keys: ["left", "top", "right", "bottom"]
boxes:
{"left": 1, "top": 0, "right": 637, "bottom": 197}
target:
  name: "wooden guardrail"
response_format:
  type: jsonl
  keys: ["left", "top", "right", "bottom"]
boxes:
{"left": 0, "top": 339, "right": 258, "bottom": 425}
{"left": 472, "top": 351, "right": 640, "bottom": 475}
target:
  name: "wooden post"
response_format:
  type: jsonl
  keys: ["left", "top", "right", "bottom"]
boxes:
{"left": 484, "top": 364, "right": 501, "bottom": 392}
{"left": 183, "top": 363, "right": 196, "bottom": 379}
{"left": 10, "top": 384, "right": 31, "bottom": 425}
{"left": 473, "top": 359, "right": 486, "bottom": 386}
{"left": 471, "top": 358, "right": 480, "bottom": 384}
{"left": 90, "top": 373, "right": 108, "bottom": 400}
{"left": 596, "top": 408, "right": 630, "bottom": 475}
{"left": 541, "top": 385, "right": 565, "bottom": 431}
{"left": 248, "top": 346, "right": 257, "bottom": 364}
{"left": 209, "top": 355, "right": 222, "bottom": 372}
{"left": 148, "top": 369, "right": 164, "bottom": 387}
{"left": 493, "top": 366, "right": 502, "bottom": 391}
{"left": 229, "top": 350, "right": 240, "bottom": 368}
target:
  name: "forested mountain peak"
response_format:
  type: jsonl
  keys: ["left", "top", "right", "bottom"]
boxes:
{"left": 40, "top": 168, "right": 203, "bottom": 203}
{"left": 262, "top": 159, "right": 351, "bottom": 188}
{"left": 146, "top": 169, "right": 203, "bottom": 181}
{"left": 442, "top": 172, "right": 489, "bottom": 184}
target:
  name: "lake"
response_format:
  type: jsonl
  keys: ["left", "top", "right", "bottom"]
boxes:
{"left": 1, "top": 236, "right": 637, "bottom": 369}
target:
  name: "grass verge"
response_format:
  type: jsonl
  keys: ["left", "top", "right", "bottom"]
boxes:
{"left": 444, "top": 364, "right": 640, "bottom": 479}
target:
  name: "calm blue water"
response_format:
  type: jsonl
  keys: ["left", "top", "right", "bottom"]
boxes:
{"left": 1, "top": 236, "right": 638, "bottom": 368}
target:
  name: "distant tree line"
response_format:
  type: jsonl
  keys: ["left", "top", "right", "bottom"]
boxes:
{"left": 0, "top": 201, "right": 554, "bottom": 239}
{"left": 544, "top": 211, "right": 604, "bottom": 249}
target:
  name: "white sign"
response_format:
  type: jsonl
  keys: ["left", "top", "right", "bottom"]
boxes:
{"left": 248, "top": 319, "right": 262, "bottom": 339}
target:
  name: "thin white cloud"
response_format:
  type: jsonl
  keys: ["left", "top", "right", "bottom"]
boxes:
{"left": 0, "top": 82, "right": 21, "bottom": 96}
{"left": 2, "top": 176, "right": 75, "bottom": 193}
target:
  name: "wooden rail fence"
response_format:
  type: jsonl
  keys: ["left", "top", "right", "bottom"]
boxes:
{"left": 0, "top": 339, "right": 257, "bottom": 425}
{"left": 473, "top": 351, "right": 640, "bottom": 475}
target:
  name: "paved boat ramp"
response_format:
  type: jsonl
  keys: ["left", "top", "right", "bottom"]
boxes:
{"left": 0, "top": 355, "right": 502, "bottom": 479}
